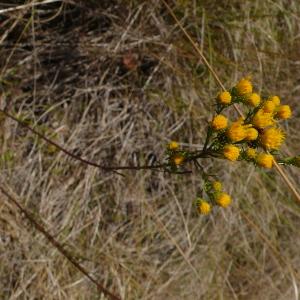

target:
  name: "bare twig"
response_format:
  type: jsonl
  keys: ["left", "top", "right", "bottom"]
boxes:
{"left": 0, "top": 109, "right": 167, "bottom": 173}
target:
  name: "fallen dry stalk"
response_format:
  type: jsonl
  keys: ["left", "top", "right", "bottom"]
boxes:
{"left": 0, "top": 185, "right": 121, "bottom": 300}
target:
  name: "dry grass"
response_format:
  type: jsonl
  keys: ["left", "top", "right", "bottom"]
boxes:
{"left": 1, "top": 1, "right": 300, "bottom": 299}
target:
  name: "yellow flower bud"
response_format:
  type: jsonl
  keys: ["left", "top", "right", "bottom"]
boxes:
{"left": 245, "top": 128, "right": 258, "bottom": 141}
{"left": 223, "top": 144, "right": 240, "bottom": 161}
{"left": 211, "top": 114, "right": 228, "bottom": 130}
{"left": 276, "top": 105, "right": 292, "bottom": 120}
{"left": 197, "top": 199, "right": 211, "bottom": 215}
{"left": 173, "top": 154, "right": 184, "bottom": 165}
{"left": 246, "top": 148, "right": 257, "bottom": 159}
{"left": 168, "top": 141, "right": 179, "bottom": 150}
{"left": 260, "top": 127, "right": 285, "bottom": 150}
{"left": 215, "top": 193, "right": 232, "bottom": 208}
{"left": 236, "top": 77, "right": 252, "bottom": 95}
{"left": 217, "top": 91, "right": 232, "bottom": 104}
{"left": 226, "top": 121, "right": 247, "bottom": 142}
{"left": 246, "top": 93, "right": 261, "bottom": 107}
{"left": 252, "top": 109, "right": 274, "bottom": 128}
{"left": 212, "top": 181, "right": 222, "bottom": 192}
{"left": 262, "top": 100, "right": 276, "bottom": 113}
{"left": 256, "top": 153, "right": 274, "bottom": 168}
{"left": 269, "top": 95, "right": 280, "bottom": 106}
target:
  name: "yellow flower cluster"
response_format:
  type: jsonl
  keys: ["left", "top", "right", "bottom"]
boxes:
{"left": 251, "top": 98, "right": 291, "bottom": 127}
{"left": 245, "top": 148, "right": 274, "bottom": 168}
{"left": 169, "top": 77, "right": 294, "bottom": 218}
{"left": 226, "top": 118, "right": 258, "bottom": 142}
{"left": 197, "top": 180, "right": 232, "bottom": 215}
{"left": 167, "top": 141, "right": 185, "bottom": 166}
{"left": 211, "top": 78, "right": 293, "bottom": 170}
{"left": 250, "top": 95, "right": 289, "bottom": 150}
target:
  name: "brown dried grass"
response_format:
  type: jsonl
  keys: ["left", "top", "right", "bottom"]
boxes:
{"left": 1, "top": 1, "right": 300, "bottom": 299}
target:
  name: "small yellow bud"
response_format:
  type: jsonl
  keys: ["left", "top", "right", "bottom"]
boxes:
{"left": 262, "top": 100, "right": 276, "bottom": 113}
{"left": 168, "top": 141, "right": 179, "bottom": 150}
{"left": 269, "top": 95, "right": 280, "bottom": 106}
{"left": 246, "top": 93, "right": 261, "bottom": 107}
{"left": 227, "top": 121, "right": 247, "bottom": 142}
{"left": 212, "top": 181, "right": 222, "bottom": 192}
{"left": 197, "top": 200, "right": 211, "bottom": 215}
{"left": 246, "top": 148, "right": 257, "bottom": 159}
{"left": 215, "top": 193, "right": 232, "bottom": 208}
{"left": 173, "top": 154, "right": 184, "bottom": 165}
{"left": 211, "top": 114, "right": 228, "bottom": 130}
{"left": 223, "top": 144, "right": 240, "bottom": 161}
{"left": 252, "top": 109, "right": 274, "bottom": 128}
{"left": 245, "top": 128, "right": 258, "bottom": 141}
{"left": 260, "top": 127, "right": 285, "bottom": 150}
{"left": 256, "top": 153, "right": 274, "bottom": 169}
{"left": 276, "top": 105, "right": 292, "bottom": 120}
{"left": 217, "top": 91, "right": 232, "bottom": 105}
{"left": 236, "top": 78, "right": 252, "bottom": 95}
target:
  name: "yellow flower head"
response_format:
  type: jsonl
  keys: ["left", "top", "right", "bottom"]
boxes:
{"left": 223, "top": 144, "right": 240, "bottom": 161}
{"left": 262, "top": 100, "right": 276, "bottom": 113}
{"left": 245, "top": 128, "right": 258, "bottom": 141}
{"left": 197, "top": 199, "right": 211, "bottom": 215}
{"left": 217, "top": 91, "right": 232, "bottom": 105}
{"left": 246, "top": 148, "right": 257, "bottom": 159}
{"left": 216, "top": 193, "right": 232, "bottom": 208}
{"left": 269, "top": 95, "right": 281, "bottom": 106}
{"left": 168, "top": 141, "right": 179, "bottom": 150}
{"left": 260, "top": 127, "right": 285, "bottom": 150}
{"left": 252, "top": 109, "right": 274, "bottom": 128}
{"left": 256, "top": 153, "right": 274, "bottom": 169}
{"left": 236, "top": 77, "right": 253, "bottom": 95}
{"left": 173, "top": 154, "right": 184, "bottom": 165}
{"left": 276, "top": 105, "right": 292, "bottom": 120}
{"left": 212, "top": 181, "right": 222, "bottom": 192}
{"left": 246, "top": 93, "right": 261, "bottom": 107}
{"left": 226, "top": 120, "right": 247, "bottom": 142}
{"left": 211, "top": 114, "right": 228, "bottom": 130}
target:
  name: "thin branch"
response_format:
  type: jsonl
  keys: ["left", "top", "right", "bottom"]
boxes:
{"left": 0, "top": 184, "right": 121, "bottom": 300}
{"left": 0, "top": 109, "right": 167, "bottom": 173}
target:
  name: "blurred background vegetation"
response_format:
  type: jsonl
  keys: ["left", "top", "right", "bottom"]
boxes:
{"left": 0, "top": 1, "right": 300, "bottom": 299}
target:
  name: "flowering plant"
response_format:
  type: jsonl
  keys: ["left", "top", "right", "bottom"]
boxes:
{"left": 165, "top": 77, "right": 298, "bottom": 214}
